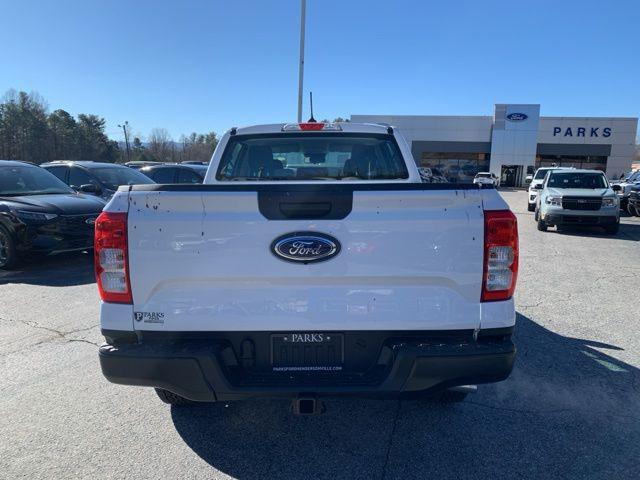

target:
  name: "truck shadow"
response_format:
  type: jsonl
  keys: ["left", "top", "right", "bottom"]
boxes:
{"left": 0, "top": 251, "right": 95, "bottom": 286}
{"left": 170, "top": 313, "right": 640, "bottom": 479}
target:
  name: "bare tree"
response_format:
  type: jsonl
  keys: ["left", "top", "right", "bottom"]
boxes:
{"left": 147, "top": 128, "right": 173, "bottom": 162}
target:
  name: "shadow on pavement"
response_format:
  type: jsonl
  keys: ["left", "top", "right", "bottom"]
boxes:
{"left": 0, "top": 251, "right": 95, "bottom": 286}
{"left": 553, "top": 222, "right": 640, "bottom": 241}
{"left": 171, "top": 313, "right": 640, "bottom": 479}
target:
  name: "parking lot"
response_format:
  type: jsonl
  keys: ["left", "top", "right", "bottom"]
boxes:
{"left": 1, "top": 189, "right": 639, "bottom": 479}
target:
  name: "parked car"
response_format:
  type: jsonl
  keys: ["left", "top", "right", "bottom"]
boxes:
{"left": 97, "top": 122, "right": 519, "bottom": 410}
{"left": 534, "top": 169, "right": 620, "bottom": 234}
{"left": 42, "top": 161, "right": 155, "bottom": 200}
{"left": 610, "top": 170, "right": 640, "bottom": 210}
{"left": 627, "top": 184, "right": 640, "bottom": 216}
{"left": 0, "top": 161, "right": 105, "bottom": 269}
{"left": 124, "top": 161, "right": 162, "bottom": 170}
{"left": 527, "top": 166, "right": 573, "bottom": 212}
{"left": 473, "top": 172, "right": 499, "bottom": 187}
{"left": 612, "top": 169, "right": 638, "bottom": 183}
{"left": 139, "top": 163, "right": 208, "bottom": 184}
{"left": 181, "top": 161, "right": 208, "bottom": 166}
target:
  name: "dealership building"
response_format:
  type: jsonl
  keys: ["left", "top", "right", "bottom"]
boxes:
{"left": 352, "top": 104, "right": 638, "bottom": 187}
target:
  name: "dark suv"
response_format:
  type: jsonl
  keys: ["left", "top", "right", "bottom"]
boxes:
{"left": 0, "top": 161, "right": 106, "bottom": 268}
{"left": 41, "top": 161, "right": 154, "bottom": 200}
{"left": 139, "top": 164, "right": 207, "bottom": 184}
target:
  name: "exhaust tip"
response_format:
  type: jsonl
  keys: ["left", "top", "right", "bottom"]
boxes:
{"left": 448, "top": 385, "right": 478, "bottom": 394}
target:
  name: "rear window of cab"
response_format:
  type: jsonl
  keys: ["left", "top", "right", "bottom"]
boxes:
{"left": 216, "top": 133, "right": 409, "bottom": 181}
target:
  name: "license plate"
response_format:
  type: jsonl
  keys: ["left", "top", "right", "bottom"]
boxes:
{"left": 271, "top": 333, "right": 343, "bottom": 372}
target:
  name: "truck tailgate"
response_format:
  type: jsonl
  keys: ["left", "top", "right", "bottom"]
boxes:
{"left": 126, "top": 187, "right": 484, "bottom": 331}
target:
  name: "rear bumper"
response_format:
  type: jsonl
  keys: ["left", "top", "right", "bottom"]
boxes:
{"left": 544, "top": 213, "right": 618, "bottom": 226}
{"left": 99, "top": 328, "right": 516, "bottom": 401}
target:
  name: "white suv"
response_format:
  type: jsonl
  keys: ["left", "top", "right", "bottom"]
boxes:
{"left": 534, "top": 169, "right": 620, "bottom": 234}
{"left": 527, "top": 167, "right": 573, "bottom": 211}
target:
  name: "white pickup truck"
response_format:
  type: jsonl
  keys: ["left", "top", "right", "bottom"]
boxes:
{"left": 97, "top": 122, "right": 518, "bottom": 412}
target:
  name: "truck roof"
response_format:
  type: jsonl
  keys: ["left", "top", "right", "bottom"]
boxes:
{"left": 228, "top": 122, "right": 392, "bottom": 136}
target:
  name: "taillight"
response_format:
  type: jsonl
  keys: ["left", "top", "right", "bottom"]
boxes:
{"left": 281, "top": 122, "right": 342, "bottom": 131}
{"left": 299, "top": 122, "right": 325, "bottom": 130}
{"left": 94, "top": 211, "right": 132, "bottom": 304}
{"left": 481, "top": 210, "right": 519, "bottom": 302}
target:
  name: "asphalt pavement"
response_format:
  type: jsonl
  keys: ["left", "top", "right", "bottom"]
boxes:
{"left": 1, "top": 190, "right": 639, "bottom": 479}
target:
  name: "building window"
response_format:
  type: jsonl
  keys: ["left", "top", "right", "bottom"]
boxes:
{"left": 535, "top": 155, "right": 607, "bottom": 172}
{"left": 420, "top": 152, "right": 490, "bottom": 183}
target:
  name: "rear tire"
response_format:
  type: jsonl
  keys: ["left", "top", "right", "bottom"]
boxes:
{"left": 627, "top": 204, "right": 639, "bottom": 217}
{"left": 537, "top": 216, "right": 547, "bottom": 232}
{"left": 527, "top": 203, "right": 535, "bottom": 212}
{"left": 0, "top": 226, "right": 18, "bottom": 270}
{"left": 155, "top": 388, "right": 192, "bottom": 406}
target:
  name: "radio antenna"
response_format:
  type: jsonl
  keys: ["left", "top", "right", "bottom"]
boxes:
{"left": 308, "top": 91, "right": 316, "bottom": 123}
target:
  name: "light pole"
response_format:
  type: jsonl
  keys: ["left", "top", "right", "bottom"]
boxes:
{"left": 297, "top": 0, "right": 306, "bottom": 122}
{"left": 118, "top": 121, "right": 131, "bottom": 163}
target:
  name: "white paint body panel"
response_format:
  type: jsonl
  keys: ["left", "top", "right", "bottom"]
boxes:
{"left": 123, "top": 189, "right": 495, "bottom": 331}
{"left": 100, "top": 301, "right": 134, "bottom": 331}
{"left": 100, "top": 124, "right": 516, "bottom": 333}
{"left": 480, "top": 298, "right": 515, "bottom": 329}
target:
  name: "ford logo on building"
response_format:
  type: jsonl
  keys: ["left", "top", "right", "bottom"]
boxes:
{"left": 271, "top": 232, "right": 340, "bottom": 263}
{"left": 506, "top": 113, "right": 528, "bottom": 122}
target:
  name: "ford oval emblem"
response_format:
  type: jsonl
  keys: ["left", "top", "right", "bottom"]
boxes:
{"left": 271, "top": 232, "right": 340, "bottom": 263}
{"left": 506, "top": 112, "right": 528, "bottom": 122}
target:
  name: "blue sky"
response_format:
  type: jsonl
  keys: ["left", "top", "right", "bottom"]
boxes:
{"left": 1, "top": 0, "right": 638, "bottom": 142}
